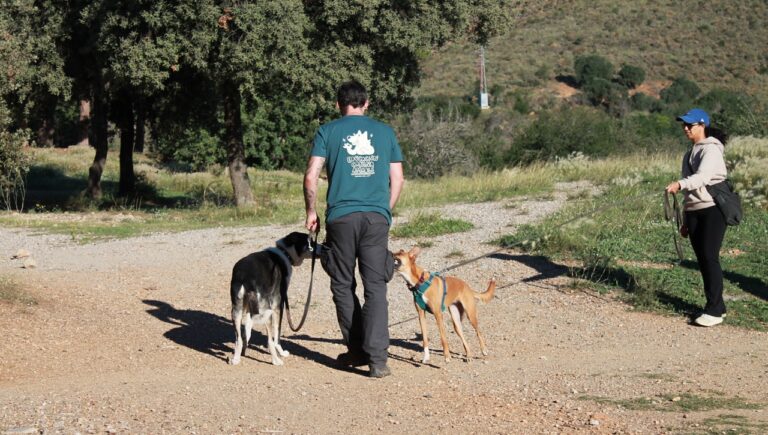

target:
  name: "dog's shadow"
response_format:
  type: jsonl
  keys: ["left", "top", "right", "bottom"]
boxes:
{"left": 143, "top": 299, "right": 338, "bottom": 367}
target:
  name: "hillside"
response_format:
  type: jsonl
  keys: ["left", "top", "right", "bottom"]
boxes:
{"left": 417, "top": 0, "right": 768, "bottom": 101}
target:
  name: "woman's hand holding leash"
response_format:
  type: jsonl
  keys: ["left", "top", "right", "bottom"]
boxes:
{"left": 665, "top": 181, "right": 681, "bottom": 194}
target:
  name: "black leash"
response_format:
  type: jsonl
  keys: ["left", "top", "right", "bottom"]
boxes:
{"left": 282, "top": 229, "right": 319, "bottom": 332}
{"left": 663, "top": 191, "right": 685, "bottom": 262}
{"left": 437, "top": 191, "right": 660, "bottom": 276}
{"left": 391, "top": 190, "right": 678, "bottom": 327}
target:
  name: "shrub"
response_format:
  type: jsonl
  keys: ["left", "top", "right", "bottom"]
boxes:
{"left": 582, "top": 78, "right": 629, "bottom": 116}
{"left": 574, "top": 55, "right": 614, "bottom": 86}
{"left": 398, "top": 113, "right": 479, "bottom": 179}
{"left": 621, "top": 112, "right": 688, "bottom": 153}
{"left": 242, "top": 98, "right": 317, "bottom": 172}
{"left": 415, "top": 96, "right": 481, "bottom": 122}
{"left": 696, "top": 89, "right": 768, "bottom": 137}
{"left": 725, "top": 135, "right": 768, "bottom": 209}
{"left": 616, "top": 64, "right": 646, "bottom": 89}
{"left": 153, "top": 125, "right": 225, "bottom": 172}
{"left": 660, "top": 77, "right": 701, "bottom": 104}
{"left": 0, "top": 105, "right": 31, "bottom": 211}
{"left": 630, "top": 92, "right": 661, "bottom": 112}
{"left": 508, "top": 107, "right": 619, "bottom": 165}
{"left": 582, "top": 78, "right": 614, "bottom": 105}
{"left": 509, "top": 90, "right": 531, "bottom": 114}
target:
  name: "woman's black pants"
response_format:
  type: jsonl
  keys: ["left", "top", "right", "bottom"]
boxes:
{"left": 685, "top": 206, "right": 727, "bottom": 316}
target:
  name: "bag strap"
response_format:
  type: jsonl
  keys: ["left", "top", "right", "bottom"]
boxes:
{"left": 683, "top": 149, "right": 693, "bottom": 175}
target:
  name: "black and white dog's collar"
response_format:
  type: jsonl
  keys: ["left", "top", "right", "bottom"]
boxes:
{"left": 267, "top": 247, "right": 293, "bottom": 282}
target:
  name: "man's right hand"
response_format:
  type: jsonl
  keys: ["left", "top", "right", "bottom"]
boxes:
{"left": 306, "top": 210, "right": 319, "bottom": 232}
{"left": 680, "top": 224, "right": 688, "bottom": 238}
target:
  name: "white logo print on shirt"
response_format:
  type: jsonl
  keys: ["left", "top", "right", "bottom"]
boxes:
{"left": 343, "top": 130, "right": 378, "bottom": 177}
{"left": 343, "top": 130, "right": 375, "bottom": 155}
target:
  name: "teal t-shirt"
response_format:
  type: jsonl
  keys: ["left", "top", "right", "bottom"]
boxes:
{"left": 311, "top": 115, "right": 403, "bottom": 224}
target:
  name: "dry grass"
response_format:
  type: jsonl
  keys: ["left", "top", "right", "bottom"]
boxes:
{"left": 418, "top": 0, "right": 768, "bottom": 102}
{"left": 0, "top": 275, "right": 36, "bottom": 306}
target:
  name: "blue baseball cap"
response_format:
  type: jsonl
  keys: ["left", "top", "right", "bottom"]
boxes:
{"left": 676, "top": 108, "right": 710, "bottom": 127}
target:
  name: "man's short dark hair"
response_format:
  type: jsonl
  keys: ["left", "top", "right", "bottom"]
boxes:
{"left": 337, "top": 80, "right": 367, "bottom": 108}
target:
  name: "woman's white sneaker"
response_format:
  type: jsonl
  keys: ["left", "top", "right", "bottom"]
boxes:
{"left": 694, "top": 314, "right": 723, "bottom": 327}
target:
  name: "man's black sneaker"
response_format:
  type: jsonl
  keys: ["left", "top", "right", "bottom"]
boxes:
{"left": 369, "top": 365, "right": 391, "bottom": 378}
{"left": 336, "top": 351, "right": 368, "bottom": 367}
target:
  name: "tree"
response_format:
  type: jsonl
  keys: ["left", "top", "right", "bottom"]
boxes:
{"left": 205, "top": 3, "right": 310, "bottom": 206}
{"left": 203, "top": 0, "right": 518, "bottom": 206}
{"left": 74, "top": 0, "right": 217, "bottom": 198}
{"left": 574, "top": 54, "right": 614, "bottom": 87}
{"left": 697, "top": 89, "right": 768, "bottom": 137}
{"left": 617, "top": 64, "right": 645, "bottom": 89}
{"left": 660, "top": 77, "right": 701, "bottom": 105}
{"left": 0, "top": 0, "right": 69, "bottom": 209}
{"left": 22, "top": 0, "right": 528, "bottom": 206}
{"left": 1, "top": 0, "right": 70, "bottom": 146}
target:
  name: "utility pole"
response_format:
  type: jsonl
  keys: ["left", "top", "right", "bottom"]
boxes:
{"left": 479, "top": 46, "right": 489, "bottom": 109}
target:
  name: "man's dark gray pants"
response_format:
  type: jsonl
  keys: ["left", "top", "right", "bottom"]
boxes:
{"left": 326, "top": 211, "right": 391, "bottom": 368}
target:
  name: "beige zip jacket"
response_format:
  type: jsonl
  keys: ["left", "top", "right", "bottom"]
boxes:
{"left": 678, "top": 136, "right": 727, "bottom": 211}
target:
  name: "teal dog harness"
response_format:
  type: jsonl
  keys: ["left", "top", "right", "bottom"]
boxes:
{"left": 410, "top": 272, "right": 447, "bottom": 313}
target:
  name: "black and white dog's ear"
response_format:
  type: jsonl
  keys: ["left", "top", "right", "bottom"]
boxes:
{"left": 280, "top": 232, "right": 309, "bottom": 248}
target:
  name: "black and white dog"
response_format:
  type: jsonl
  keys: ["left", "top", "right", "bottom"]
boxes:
{"left": 228, "top": 232, "right": 315, "bottom": 366}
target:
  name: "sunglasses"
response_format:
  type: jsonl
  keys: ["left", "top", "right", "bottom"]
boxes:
{"left": 682, "top": 123, "right": 701, "bottom": 130}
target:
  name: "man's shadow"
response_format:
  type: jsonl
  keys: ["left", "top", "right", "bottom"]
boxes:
{"left": 143, "top": 299, "right": 337, "bottom": 367}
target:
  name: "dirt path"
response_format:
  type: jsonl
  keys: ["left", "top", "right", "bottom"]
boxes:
{"left": 1, "top": 184, "right": 767, "bottom": 434}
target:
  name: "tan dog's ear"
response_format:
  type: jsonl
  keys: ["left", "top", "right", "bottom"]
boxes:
{"left": 409, "top": 246, "right": 421, "bottom": 258}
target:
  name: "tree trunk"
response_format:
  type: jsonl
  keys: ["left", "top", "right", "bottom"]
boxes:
{"left": 76, "top": 98, "right": 91, "bottom": 147}
{"left": 35, "top": 115, "right": 55, "bottom": 147}
{"left": 117, "top": 97, "right": 136, "bottom": 196}
{"left": 134, "top": 98, "right": 145, "bottom": 154}
{"left": 86, "top": 85, "right": 108, "bottom": 199}
{"left": 222, "top": 81, "right": 254, "bottom": 207}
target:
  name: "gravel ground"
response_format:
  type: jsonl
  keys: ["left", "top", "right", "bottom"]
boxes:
{"left": 1, "top": 182, "right": 767, "bottom": 434}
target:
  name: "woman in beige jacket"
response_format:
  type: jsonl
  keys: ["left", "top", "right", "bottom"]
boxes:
{"left": 665, "top": 108, "right": 728, "bottom": 327}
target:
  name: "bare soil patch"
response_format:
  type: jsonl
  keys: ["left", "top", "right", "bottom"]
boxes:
{"left": 1, "top": 184, "right": 766, "bottom": 434}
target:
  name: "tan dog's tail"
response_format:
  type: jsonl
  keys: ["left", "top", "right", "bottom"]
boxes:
{"left": 474, "top": 278, "right": 496, "bottom": 303}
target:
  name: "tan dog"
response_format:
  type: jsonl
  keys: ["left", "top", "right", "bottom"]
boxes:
{"left": 392, "top": 247, "right": 495, "bottom": 363}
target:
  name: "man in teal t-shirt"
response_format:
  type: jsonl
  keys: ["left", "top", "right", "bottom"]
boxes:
{"left": 304, "top": 80, "right": 404, "bottom": 378}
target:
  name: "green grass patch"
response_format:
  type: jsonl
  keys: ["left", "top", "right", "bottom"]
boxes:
{"left": 500, "top": 163, "right": 768, "bottom": 330}
{"left": 391, "top": 213, "right": 474, "bottom": 238}
{"left": 0, "top": 275, "right": 36, "bottom": 306}
{"left": 698, "top": 414, "right": 768, "bottom": 434}
{"left": 581, "top": 393, "right": 763, "bottom": 412}
{"left": 5, "top": 147, "right": 683, "bottom": 241}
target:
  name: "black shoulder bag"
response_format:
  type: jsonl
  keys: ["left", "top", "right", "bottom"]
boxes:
{"left": 706, "top": 179, "right": 743, "bottom": 226}
{"left": 684, "top": 150, "right": 743, "bottom": 226}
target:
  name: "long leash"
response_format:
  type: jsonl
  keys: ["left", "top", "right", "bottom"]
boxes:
{"left": 662, "top": 191, "right": 685, "bottom": 262}
{"left": 391, "top": 189, "right": 676, "bottom": 327}
{"left": 438, "top": 190, "right": 660, "bottom": 276}
{"left": 282, "top": 230, "right": 319, "bottom": 332}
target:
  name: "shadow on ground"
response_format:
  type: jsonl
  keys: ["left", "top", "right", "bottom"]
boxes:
{"left": 489, "top": 253, "right": 569, "bottom": 285}
{"left": 24, "top": 164, "right": 196, "bottom": 212}
{"left": 680, "top": 260, "right": 768, "bottom": 302}
{"left": 143, "top": 299, "right": 348, "bottom": 369}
